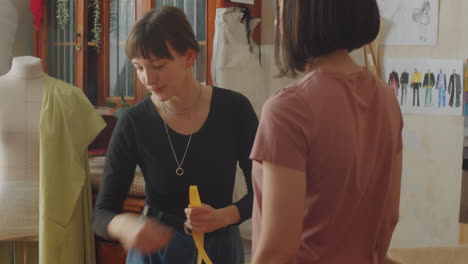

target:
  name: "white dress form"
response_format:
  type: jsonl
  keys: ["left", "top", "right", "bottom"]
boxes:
{"left": 0, "top": 56, "right": 43, "bottom": 241}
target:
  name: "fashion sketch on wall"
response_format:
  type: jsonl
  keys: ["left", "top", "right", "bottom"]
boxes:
{"left": 378, "top": 0, "right": 438, "bottom": 46}
{"left": 412, "top": 1, "right": 431, "bottom": 42}
{"left": 382, "top": 58, "right": 463, "bottom": 116}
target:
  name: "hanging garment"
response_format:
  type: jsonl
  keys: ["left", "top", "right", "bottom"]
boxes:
{"left": 211, "top": 7, "right": 266, "bottom": 115}
{"left": 211, "top": 7, "right": 267, "bottom": 241}
{"left": 30, "top": 0, "right": 45, "bottom": 30}
{"left": 40, "top": 76, "right": 105, "bottom": 264}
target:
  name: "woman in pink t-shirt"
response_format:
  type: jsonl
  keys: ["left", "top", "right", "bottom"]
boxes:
{"left": 250, "top": 1, "right": 403, "bottom": 263}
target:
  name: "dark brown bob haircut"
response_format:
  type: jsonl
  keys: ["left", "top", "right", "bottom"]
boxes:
{"left": 126, "top": 6, "right": 200, "bottom": 60}
{"left": 276, "top": 0, "right": 380, "bottom": 77}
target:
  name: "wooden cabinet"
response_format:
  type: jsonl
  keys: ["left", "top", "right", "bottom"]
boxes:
{"left": 34, "top": 0, "right": 210, "bottom": 106}
{"left": 95, "top": 239, "right": 127, "bottom": 264}
{"left": 34, "top": 0, "right": 262, "bottom": 107}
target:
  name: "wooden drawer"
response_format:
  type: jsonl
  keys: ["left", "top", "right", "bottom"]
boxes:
{"left": 96, "top": 238, "right": 127, "bottom": 264}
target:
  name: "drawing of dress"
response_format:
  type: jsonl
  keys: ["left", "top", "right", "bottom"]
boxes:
{"left": 412, "top": 1, "right": 430, "bottom": 42}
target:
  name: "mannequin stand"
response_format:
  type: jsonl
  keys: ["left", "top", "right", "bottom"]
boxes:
{"left": 9, "top": 241, "right": 15, "bottom": 264}
{"left": 9, "top": 241, "right": 29, "bottom": 264}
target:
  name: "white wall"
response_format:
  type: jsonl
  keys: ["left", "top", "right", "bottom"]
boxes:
{"left": 10, "top": 0, "right": 34, "bottom": 57}
{"left": 0, "top": 0, "right": 33, "bottom": 75}
{"left": 382, "top": 0, "right": 467, "bottom": 248}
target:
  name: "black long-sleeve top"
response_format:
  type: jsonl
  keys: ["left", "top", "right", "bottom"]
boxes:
{"left": 93, "top": 87, "right": 258, "bottom": 239}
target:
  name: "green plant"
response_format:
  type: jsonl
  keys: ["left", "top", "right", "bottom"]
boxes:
{"left": 57, "top": 0, "right": 70, "bottom": 30}
{"left": 105, "top": 96, "right": 131, "bottom": 119}
{"left": 91, "top": 0, "right": 102, "bottom": 51}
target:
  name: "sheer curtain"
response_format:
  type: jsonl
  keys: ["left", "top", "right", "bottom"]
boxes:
{"left": 109, "top": 0, "right": 135, "bottom": 97}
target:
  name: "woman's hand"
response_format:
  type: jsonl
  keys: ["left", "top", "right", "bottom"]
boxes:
{"left": 184, "top": 204, "right": 240, "bottom": 233}
{"left": 108, "top": 213, "right": 173, "bottom": 255}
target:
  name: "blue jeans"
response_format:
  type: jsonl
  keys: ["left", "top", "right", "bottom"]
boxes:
{"left": 126, "top": 225, "right": 244, "bottom": 264}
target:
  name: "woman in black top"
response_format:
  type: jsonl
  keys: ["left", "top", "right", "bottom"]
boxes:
{"left": 92, "top": 6, "right": 258, "bottom": 264}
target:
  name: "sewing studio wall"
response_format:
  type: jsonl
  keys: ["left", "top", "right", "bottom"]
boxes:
{"left": 0, "top": 0, "right": 33, "bottom": 76}
{"left": 379, "top": 0, "right": 468, "bottom": 248}
{"left": 0, "top": 0, "right": 18, "bottom": 75}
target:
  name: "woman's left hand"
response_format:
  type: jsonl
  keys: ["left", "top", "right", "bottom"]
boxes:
{"left": 184, "top": 203, "right": 226, "bottom": 233}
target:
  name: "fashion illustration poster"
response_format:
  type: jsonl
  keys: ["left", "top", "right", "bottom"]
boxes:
{"left": 382, "top": 58, "right": 463, "bottom": 116}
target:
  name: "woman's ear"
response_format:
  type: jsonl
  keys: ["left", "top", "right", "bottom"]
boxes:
{"left": 184, "top": 48, "right": 197, "bottom": 68}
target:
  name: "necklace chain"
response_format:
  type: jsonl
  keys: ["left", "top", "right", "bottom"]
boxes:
{"left": 161, "top": 83, "right": 201, "bottom": 175}
{"left": 162, "top": 82, "right": 202, "bottom": 115}
{"left": 163, "top": 119, "right": 192, "bottom": 176}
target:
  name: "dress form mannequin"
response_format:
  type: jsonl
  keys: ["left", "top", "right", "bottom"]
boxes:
{"left": 0, "top": 56, "right": 104, "bottom": 263}
{"left": 0, "top": 56, "right": 43, "bottom": 240}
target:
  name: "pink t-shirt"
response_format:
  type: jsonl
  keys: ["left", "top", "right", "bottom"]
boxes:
{"left": 250, "top": 69, "right": 403, "bottom": 264}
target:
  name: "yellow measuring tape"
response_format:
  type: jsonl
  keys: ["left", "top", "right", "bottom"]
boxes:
{"left": 189, "top": 185, "right": 213, "bottom": 264}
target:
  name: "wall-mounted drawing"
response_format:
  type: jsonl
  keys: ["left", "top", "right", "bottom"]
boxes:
{"left": 412, "top": 1, "right": 431, "bottom": 42}
{"left": 382, "top": 58, "right": 463, "bottom": 116}
{"left": 378, "top": 0, "right": 438, "bottom": 46}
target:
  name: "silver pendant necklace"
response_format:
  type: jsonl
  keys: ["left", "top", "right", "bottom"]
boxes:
{"left": 163, "top": 119, "right": 192, "bottom": 176}
{"left": 160, "top": 82, "right": 202, "bottom": 175}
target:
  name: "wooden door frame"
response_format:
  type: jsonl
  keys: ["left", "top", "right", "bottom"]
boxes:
{"left": 75, "top": 0, "right": 89, "bottom": 92}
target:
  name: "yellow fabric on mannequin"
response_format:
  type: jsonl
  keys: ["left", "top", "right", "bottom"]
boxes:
{"left": 39, "top": 76, "right": 105, "bottom": 264}
{"left": 189, "top": 186, "right": 213, "bottom": 264}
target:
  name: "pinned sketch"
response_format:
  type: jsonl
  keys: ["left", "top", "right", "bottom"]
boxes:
{"left": 382, "top": 58, "right": 464, "bottom": 116}
{"left": 412, "top": 1, "right": 431, "bottom": 42}
{"left": 378, "top": 0, "right": 438, "bottom": 46}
